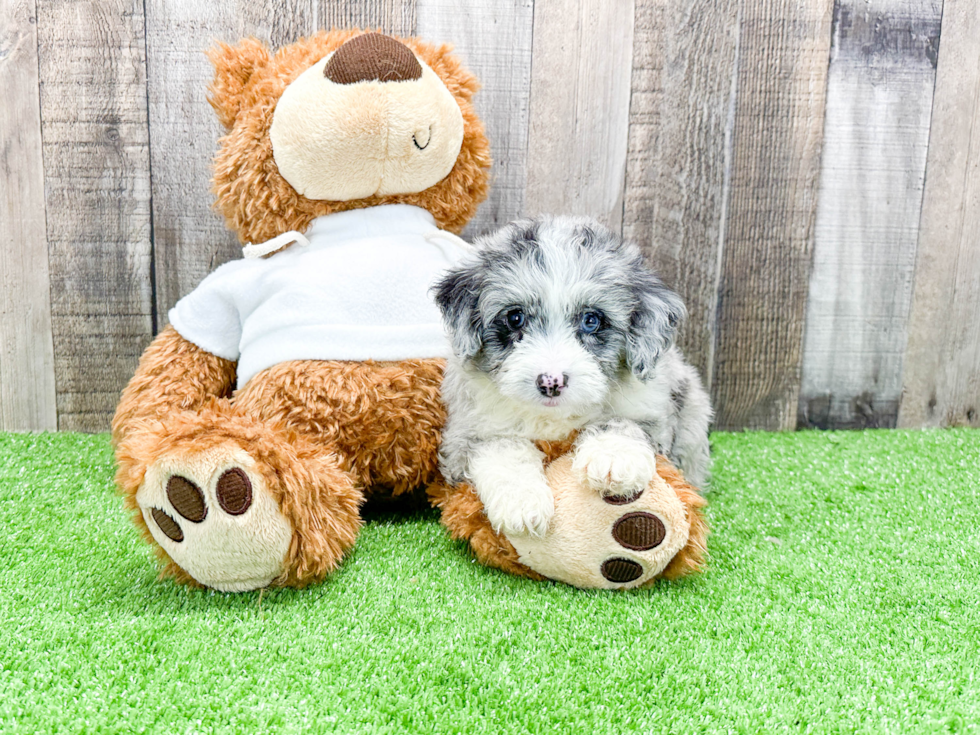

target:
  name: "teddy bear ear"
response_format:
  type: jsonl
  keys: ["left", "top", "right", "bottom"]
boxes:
{"left": 206, "top": 38, "right": 272, "bottom": 130}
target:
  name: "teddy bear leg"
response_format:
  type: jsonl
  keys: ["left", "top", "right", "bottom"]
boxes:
{"left": 506, "top": 455, "right": 708, "bottom": 588}
{"left": 116, "top": 406, "right": 363, "bottom": 591}
{"left": 427, "top": 480, "right": 548, "bottom": 581}
{"left": 430, "top": 456, "right": 707, "bottom": 589}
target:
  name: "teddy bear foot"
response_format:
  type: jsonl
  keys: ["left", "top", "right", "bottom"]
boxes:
{"left": 504, "top": 455, "right": 695, "bottom": 589}
{"left": 431, "top": 454, "right": 707, "bottom": 589}
{"left": 137, "top": 446, "right": 294, "bottom": 592}
{"left": 118, "top": 411, "right": 365, "bottom": 592}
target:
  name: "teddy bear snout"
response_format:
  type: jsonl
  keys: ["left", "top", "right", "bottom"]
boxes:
{"left": 324, "top": 32, "right": 422, "bottom": 85}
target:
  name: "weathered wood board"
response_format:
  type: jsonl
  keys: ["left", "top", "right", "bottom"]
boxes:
{"left": 799, "top": 0, "right": 942, "bottom": 430}
{"left": 145, "top": 0, "right": 315, "bottom": 322}
{"left": 899, "top": 0, "right": 980, "bottom": 429}
{"left": 36, "top": 0, "right": 154, "bottom": 432}
{"left": 622, "top": 0, "right": 739, "bottom": 390}
{"left": 524, "top": 0, "right": 635, "bottom": 233}
{"left": 417, "top": 0, "right": 534, "bottom": 239}
{"left": 0, "top": 0, "right": 58, "bottom": 431}
{"left": 319, "top": 0, "right": 416, "bottom": 34}
{"left": 710, "top": 0, "right": 834, "bottom": 431}
{"left": 1, "top": 0, "right": 977, "bottom": 432}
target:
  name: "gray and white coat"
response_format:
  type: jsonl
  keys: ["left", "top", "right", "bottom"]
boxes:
{"left": 433, "top": 216, "right": 712, "bottom": 538}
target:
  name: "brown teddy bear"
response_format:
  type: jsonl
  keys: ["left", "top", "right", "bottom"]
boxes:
{"left": 112, "top": 29, "right": 707, "bottom": 592}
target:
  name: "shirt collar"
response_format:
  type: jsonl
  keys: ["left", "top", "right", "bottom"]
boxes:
{"left": 305, "top": 204, "right": 439, "bottom": 243}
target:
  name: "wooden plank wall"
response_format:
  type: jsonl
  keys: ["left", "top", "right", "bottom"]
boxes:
{"left": 0, "top": 0, "right": 57, "bottom": 431}
{"left": 899, "top": 0, "right": 980, "bottom": 428}
{"left": 799, "top": 0, "right": 942, "bottom": 430}
{"left": 37, "top": 0, "right": 154, "bottom": 432}
{"left": 2, "top": 0, "right": 978, "bottom": 433}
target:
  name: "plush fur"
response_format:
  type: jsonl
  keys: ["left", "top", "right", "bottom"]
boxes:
{"left": 434, "top": 216, "right": 712, "bottom": 538}
{"left": 208, "top": 30, "right": 491, "bottom": 242}
{"left": 429, "top": 440, "right": 708, "bottom": 585}
{"left": 113, "top": 30, "right": 490, "bottom": 589}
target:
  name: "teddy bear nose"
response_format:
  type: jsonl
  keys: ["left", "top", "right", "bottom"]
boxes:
{"left": 324, "top": 32, "right": 422, "bottom": 84}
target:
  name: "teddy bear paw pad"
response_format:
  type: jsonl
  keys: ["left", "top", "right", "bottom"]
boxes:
{"left": 136, "top": 450, "right": 291, "bottom": 592}
{"left": 612, "top": 511, "right": 666, "bottom": 551}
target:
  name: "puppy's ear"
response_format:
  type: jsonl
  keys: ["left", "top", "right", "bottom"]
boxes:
{"left": 626, "top": 273, "right": 686, "bottom": 380}
{"left": 433, "top": 263, "right": 484, "bottom": 360}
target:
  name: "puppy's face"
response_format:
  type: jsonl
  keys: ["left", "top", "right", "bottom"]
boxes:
{"left": 434, "top": 217, "right": 685, "bottom": 416}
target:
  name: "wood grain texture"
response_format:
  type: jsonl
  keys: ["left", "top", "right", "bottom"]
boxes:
{"left": 710, "top": 0, "right": 834, "bottom": 431}
{"left": 899, "top": 0, "right": 980, "bottom": 429}
{"left": 319, "top": 0, "right": 415, "bottom": 34}
{"left": 0, "top": 0, "right": 57, "bottom": 431}
{"left": 145, "top": 0, "right": 318, "bottom": 322}
{"left": 417, "top": 0, "right": 534, "bottom": 239}
{"left": 35, "top": 0, "right": 153, "bottom": 432}
{"left": 799, "top": 0, "right": 941, "bottom": 430}
{"left": 622, "top": 0, "right": 739, "bottom": 390}
{"left": 524, "top": 0, "right": 635, "bottom": 233}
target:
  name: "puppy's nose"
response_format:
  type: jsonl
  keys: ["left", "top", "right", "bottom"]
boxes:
{"left": 536, "top": 373, "right": 569, "bottom": 398}
{"left": 324, "top": 32, "right": 422, "bottom": 84}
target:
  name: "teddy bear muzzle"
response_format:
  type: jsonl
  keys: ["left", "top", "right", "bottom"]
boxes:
{"left": 269, "top": 32, "right": 465, "bottom": 202}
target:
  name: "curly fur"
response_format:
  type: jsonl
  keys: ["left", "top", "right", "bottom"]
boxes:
{"left": 232, "top": 358, "right": 447, "bottom": 494}
{"left": 208, "top": 29, "right": 491, "bottom": 242}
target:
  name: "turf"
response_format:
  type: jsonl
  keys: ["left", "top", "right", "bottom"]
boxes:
{"left": 0, "top": 429, "right": 978, "bottom": 734}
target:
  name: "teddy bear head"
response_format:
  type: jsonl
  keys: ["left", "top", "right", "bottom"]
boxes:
{"left": 207, "top": 29, "right": 492, "bottom": 244}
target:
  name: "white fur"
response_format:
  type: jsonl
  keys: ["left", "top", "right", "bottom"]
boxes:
{"left": 468, "top": 440, "right": 555, "bottom": 537}
{"left": 572, "top": 429, "right": 657, "bottom": 498}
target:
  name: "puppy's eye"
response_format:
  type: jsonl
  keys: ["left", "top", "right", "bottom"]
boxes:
{"left": 580, "top": 311, "right": 602, "bottom": 334}
{"left": 506, "top": 309, "right": 526, "bottom": 331}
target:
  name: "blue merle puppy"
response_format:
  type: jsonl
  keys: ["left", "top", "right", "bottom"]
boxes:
{"left": 433, "top": 215, "right": 712, "bottom": 538}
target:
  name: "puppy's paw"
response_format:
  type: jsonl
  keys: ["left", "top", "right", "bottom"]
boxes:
{"left": 573, "top": 432, "right": 657, "bottom": 499}
{"left": 480, "top": 482, "right": 555, "bottom": 538}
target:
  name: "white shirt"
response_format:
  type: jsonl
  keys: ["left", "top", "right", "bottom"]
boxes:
{"left": 169, "top": 204, "right": 467, "bottom": 388}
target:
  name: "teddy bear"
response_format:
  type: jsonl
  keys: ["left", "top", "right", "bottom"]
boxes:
{"left": 112, "top": 29, "right": 707, "bottom": 592}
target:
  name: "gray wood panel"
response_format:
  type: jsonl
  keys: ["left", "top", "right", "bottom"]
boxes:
{"left": 0, "top": 0, "right": 57, "bottom": 431}
{"left": 319, "top": 0, "right": 416, "bottom": 33}
{"left": 524, "top": 0, "right": 635, "bottom": 233}
{"left": 710, "top": 0, "right": 834, "bottom": 431}
{"left": 417, "top": 0, "right": 534, "bottom": 239}
{"left": 799, "top": 0, "right": 941, "bottom": 430}
{"left": 145, "top": 0, "right": 318, "bottom": 321}
{"left": 899, "top": 0, "right": 980, "bottom": 429}
{"left": 622, "top": 0, "right": 739, "bottom": 390}
{"left": 36, "top": 0, "right": 154, "bottom": 432}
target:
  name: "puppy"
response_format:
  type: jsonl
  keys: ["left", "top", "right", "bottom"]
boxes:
{"left": 433, "top": 216, "right": 712, "bottom": 538}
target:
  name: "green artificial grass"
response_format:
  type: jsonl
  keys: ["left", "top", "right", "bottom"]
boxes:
{"left": 1, "top": 429, "right": 978, "bottom": 734}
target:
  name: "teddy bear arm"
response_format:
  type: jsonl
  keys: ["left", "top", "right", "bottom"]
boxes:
{"left": 111, "top": 325, "right": 238, "bottom": 447}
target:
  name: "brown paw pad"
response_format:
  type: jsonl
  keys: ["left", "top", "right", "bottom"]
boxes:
{"left": 603, "top": 489, "right": 644, "bottom": 505}
{"left": 601, "top": 557, "right": 644, "bottom": 583}
{"left": 151, "top": 508, "right": 184, "bottom": 542}
{"left": 166, "top": 476, "right": 207, "bottom": 522}
{"left": 216, "top": 468, "right": 252, "bottom": 516}
{"left": 612, "top": 512, "right": 666, "bottom": 551}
